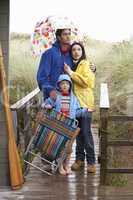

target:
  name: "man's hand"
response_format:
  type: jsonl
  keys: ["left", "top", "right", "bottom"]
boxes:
{"left": 49, "top": 89, "right": 57, "bottom": 100}
{"left": 90, "top": 63, "right": 96, "bottom": 73}
{"left": 64, "top": 63, "right": 72, "bottom": 75}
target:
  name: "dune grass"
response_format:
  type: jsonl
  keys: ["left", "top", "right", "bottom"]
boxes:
{"left": 9, "top": 34, "right": 40, "bottom": 103}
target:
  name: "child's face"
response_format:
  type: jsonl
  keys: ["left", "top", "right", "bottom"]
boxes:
{"left": 59, "top": 80, "right": 70, "bottom": 93}
{"left": 71, "top": 44, "right": 82, "bottom": 60}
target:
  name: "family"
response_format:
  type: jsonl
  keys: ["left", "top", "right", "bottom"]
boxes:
{"left": 37, "top": 28, "right": 96, "bottom": 175}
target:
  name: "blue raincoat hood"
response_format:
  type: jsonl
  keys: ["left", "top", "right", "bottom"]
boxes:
{"left": 43, "top": 73, "right": 80, "bottom": 119}
{"left": 57, "top": 74, "right": 72, "bottom": 91}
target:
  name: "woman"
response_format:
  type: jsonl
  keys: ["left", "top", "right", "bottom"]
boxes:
{"left": 64, "top": 42, "right": 96, "bottom": 173}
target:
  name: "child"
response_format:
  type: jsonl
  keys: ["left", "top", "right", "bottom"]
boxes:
{"left": 43, "top": 74, "right": 80, "bottom": 175}
{"left": 64, "top": 42, "right": 96, "bottom": 173}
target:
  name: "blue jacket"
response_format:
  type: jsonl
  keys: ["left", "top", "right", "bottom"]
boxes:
{"left": 43, "top": 74, "right": 80, "bottom": 119}
{"left": 37, "top": 41, "right": 73, "bottom": 97}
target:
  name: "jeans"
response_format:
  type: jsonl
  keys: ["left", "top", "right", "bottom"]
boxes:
{"left": 76, "top": 109, "right": 95, "bottom": 165}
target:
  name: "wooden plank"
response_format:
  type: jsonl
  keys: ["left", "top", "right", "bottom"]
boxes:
{"left": 0, "top": 29, "right": 9, "bottom": 41}
{"left": 0, "top": 45, "right": 8, "bottom": 56}
{"left": 0, "top": 0, "right": 10, "bottom": 187}
{"left": 0, "top": 0, "right": 9, "bottom": 14}
{"left": 0, "top": 14, "right": 8, "bottom": 27}
{"left": 0, "top": 122, "right": 9, "bottom": 185}
{"left": 107, "top": 168, "right": 133, "bottom": 173}
{"left": 109, "top": 115, "right": 133, "bottom": 121}
{"left": 100, "top": 83, "right": 110, "bottom": 108}
{"left": 108, "top": 140, "right": 133, "bottom": 146}
{"left": 0, "top": 121, "right": 8, "bottom": 153}
{"left": 10, "top": 88, "right": 40, "bottom": 111}
{"left": 0, "top": 111, "right": 6, "bottom": 121}
{"left": 0, "top": 137, "right": 8, "bottom": 148}
{"left": 100, "top": 108, "right": 109, "bottom": 185}
{"left": 99, "top": 83, "right": 109, "bottom": 185}
{"left": 0, "top": 164, "right": 10, "bottom": 186}
{"left": 0, "top": 148, "right": 9, "bottom": 164}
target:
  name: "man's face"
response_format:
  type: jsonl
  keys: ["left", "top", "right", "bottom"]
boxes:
{"left": 59, "top": 29, "right": 71, "bottom": 45}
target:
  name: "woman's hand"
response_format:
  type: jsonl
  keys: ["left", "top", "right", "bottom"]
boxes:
{"left": 64, "top": 63, "right": 73, "bottom": 75}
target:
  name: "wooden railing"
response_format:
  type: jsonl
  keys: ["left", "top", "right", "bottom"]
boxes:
{"left": 10, "top": 87, "right": 41, "bottom": 154}
{"left": 99, "top": 83, "right": 133, "bottom": 185}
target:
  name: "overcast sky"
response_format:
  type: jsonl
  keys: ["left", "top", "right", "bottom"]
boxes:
{"left": 10, "top": 0, "right": 133, "bottom": 42}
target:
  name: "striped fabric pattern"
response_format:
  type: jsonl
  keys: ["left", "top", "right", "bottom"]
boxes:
{"left": 34, "top": 124, "right": 68, "bottom": 160}
{"left": 60, "top": 95, "right": 70, "bottom": 116}
{"left": 33, "top": 109, "right": 78, "bottom": 161}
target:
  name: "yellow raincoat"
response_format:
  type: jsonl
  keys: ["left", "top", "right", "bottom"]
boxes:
{"left": 70, "top": 60, "right": 95, "bottom": 110}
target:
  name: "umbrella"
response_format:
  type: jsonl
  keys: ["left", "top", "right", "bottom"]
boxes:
{"left": 31, "top": 16, "right": 79, "bottom": 56}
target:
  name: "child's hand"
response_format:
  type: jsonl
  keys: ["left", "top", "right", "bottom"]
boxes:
{"left": 44, "top": 104, "right": 53, "bottom": 109}
{"left": 41, "top": 103, "right": 52, "bottom": 109}
{"left": 49, "top": 89, "right": 57, "bottom": 100}
{"left": 64, "top": 63, "right": 72, "bottom": 75}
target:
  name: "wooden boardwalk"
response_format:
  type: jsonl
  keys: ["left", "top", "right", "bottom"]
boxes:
{"left": 0, "top": 128, "right": 133, "bottom": 200}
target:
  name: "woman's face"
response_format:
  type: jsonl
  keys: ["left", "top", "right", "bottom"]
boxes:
{"left": 71, "top": 44, "right": 82, "bottom": 60}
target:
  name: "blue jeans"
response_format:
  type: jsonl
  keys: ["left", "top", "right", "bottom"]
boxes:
{"left": 76, "top": 109, "right": 95, "bottom": 165}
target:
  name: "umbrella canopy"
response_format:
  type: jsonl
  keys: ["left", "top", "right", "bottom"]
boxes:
{"left": 31, "top": 16, "right": 79, "bottom": 56}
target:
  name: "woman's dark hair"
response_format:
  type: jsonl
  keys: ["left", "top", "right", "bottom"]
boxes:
{"left": 70, "top": 42, "right": 86, "bottom": 60}
{"left": 70, "top": 42, "right": 86, "bottom": 71}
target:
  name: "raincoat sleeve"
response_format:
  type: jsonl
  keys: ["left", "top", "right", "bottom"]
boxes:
{"left": 70, "top": 61, "right": 95, "bottom": 89}
{"left": 37, "top": 50, "right": 54, "bottom": 96}
{"left": 43, "top": 97, "right": 53, "bottom": 106}
{"left": 75, "top": 96, "right": 80, "bottom": 109}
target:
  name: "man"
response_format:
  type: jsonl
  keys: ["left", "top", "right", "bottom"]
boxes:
{"left": 37, "top": 28, "right": 73, "bottom": 99}
{"left": 37, "top": 28, "right": 73, "bottom": 171}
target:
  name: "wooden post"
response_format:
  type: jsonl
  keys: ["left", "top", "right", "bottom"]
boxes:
{"left": 0, "top": 0, "right": 10, "bottom": 186}
{"left": 100, "top": 108, "right": 109, "bottom": 184}
{"left": 99, "top": 83, "right": 110, "bottom": 185}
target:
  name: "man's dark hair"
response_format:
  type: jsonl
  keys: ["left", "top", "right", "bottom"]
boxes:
{"left": 55, "top": 29, "right": 64, "bottom": 39}
{"left": 55, "top": 29, "right": 71, "bottom": 40}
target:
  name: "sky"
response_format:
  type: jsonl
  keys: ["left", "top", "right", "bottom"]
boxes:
{"left": 10, "top": 0, "right": 133, "bottom": 42}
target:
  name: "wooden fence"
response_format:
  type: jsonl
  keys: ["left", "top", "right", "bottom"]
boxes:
{"left": 99, "top": 83, "right": 133, "bottom": 185}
